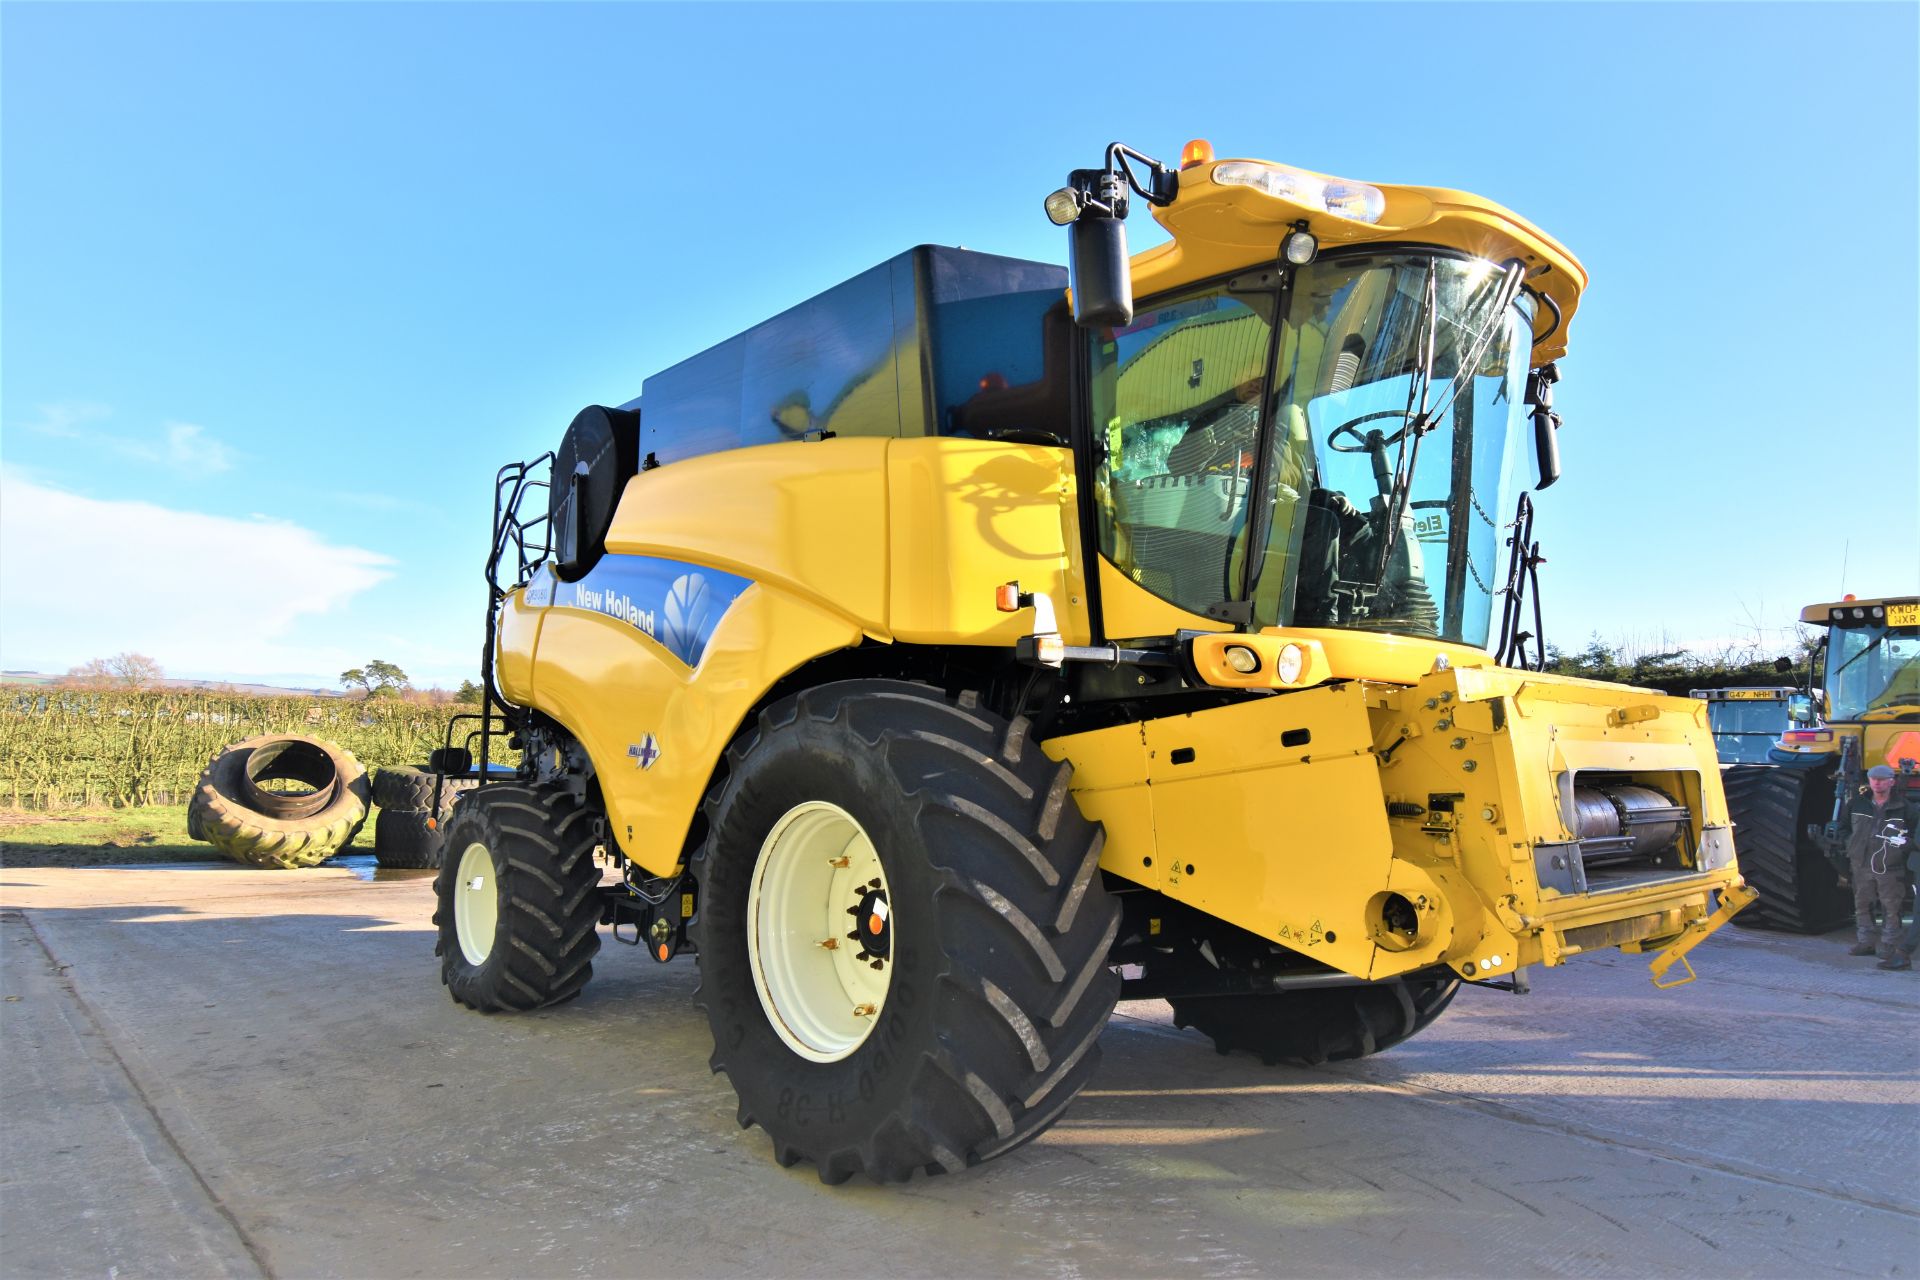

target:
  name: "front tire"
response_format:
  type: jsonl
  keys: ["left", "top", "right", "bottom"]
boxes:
{"left": 432, "top": 785, "right": 603, "bottom": 1011}
{"left": 689, "top": 680, "right": 1120, "bottom": 1183}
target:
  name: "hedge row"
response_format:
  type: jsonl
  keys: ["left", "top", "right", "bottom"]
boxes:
{"left": 0, "top": 690, "right": 511, "bottom": 808}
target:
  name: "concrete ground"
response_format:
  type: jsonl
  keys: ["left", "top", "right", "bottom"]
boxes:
{"left": 2, "top": 858, "right": 1915, "bottom": 1279}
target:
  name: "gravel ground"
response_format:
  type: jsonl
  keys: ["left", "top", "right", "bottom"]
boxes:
{"left": 3, "top": 859, "right": 1916, "bottom": 1278}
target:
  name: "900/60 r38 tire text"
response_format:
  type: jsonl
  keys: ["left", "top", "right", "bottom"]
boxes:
{"left": 432, "top": 784, "right": 603, "bottom": 1011}
{"left": 689, "top": 680, "right": 1120, "bottom": 1184}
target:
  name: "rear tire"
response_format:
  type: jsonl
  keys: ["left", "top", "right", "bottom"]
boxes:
{"left": 689, "top": 680, "right": 1120, "bottom": 1184}
{"left": 374, "top": 807, "right": 443, "bottom": 869}
{"left": 1724, "top": 764, "right": 1850, "bottom": 933}
{"left": 372, "top": 766, "right": 476, "bottom": 813}
{"left": 432, "top": 785, "right": 603, "bottom": 1011}
{"left": 1169, "top": 975, "right": 1460, "bottom": 1066}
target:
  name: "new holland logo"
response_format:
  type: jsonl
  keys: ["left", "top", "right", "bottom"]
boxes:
{"left": 628, "top": 734, "right": 662, "bottom": 771}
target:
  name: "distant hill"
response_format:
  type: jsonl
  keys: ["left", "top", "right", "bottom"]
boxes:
{"left": 0, "top": 672, "right": 344, "bottom": 698}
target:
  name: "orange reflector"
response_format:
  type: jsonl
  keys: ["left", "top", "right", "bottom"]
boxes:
{"left": 657, "top": 943, "right": 670, "bottom": 961}
{"left": 1782, "top": 729, "right": 1833, "bottom": 744}
{"left": 869, "top": 914, "right": 885, "bottom": 936}
{"left": 1180, "top": 138, "right": 1214, "bottom": 169}
{"left": 1888, "top": 731, "right": 1920, "bottom": 770}
{"left": 425, "top": 817, "right": 437, "bottom": 830}
{"left": 979, "top": 371, "right": 1008, "bottom": 392}
{"left": 995, "top": 582, "right": 1022, "bottom": 612}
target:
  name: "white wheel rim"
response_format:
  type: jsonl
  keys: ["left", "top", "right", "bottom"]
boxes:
{"left": 747, "top": 801, "right": 893, "bottom": 1064}
{"left": 454, "top": 840, "right": 499, "bottom": 966}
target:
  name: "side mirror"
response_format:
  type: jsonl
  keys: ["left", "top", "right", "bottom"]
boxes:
{"left": 1069, "top": 215, "right": 1132, "bottom": 328}
{"left": 1773, "top": 656, "right": 1794, "bottom": 673}
{"left": 1526, "top": 363, "right": 1562, "bottom": 490}
{"left": 1788, "top": 694, "right": 1813, "bottom": 725}
{"left": 1057, "top": 167, "right": 1135, "bottom": 329}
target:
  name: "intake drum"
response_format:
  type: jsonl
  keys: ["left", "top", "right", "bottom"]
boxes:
{"left": 1572, "top": 782, "right": 1685, "bottom": 864}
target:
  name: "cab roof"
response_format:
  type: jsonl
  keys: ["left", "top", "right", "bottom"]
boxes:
{"left": 1130, "top": 157, "right": 1587, "bottom": 363}
{"left": 1802, "top": 595, "right": 1920, "bottom": 624}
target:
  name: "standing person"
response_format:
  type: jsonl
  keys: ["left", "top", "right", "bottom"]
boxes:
{"left": 1845, "top": 764, "right": 1915, "bottom": 960}
{"left": 1882, "top": 827, "right": 1919, "bottom": 970}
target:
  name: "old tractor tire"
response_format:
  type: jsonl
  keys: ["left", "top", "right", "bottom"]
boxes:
{"left": 688, "top": 680, "right": 1121, "bottom": 1184}
{"left": 1725, "top": 763, "right": 1851, "bottom": 933}
{"left": 1169, "top": 975, "right": 1461, "bottom": 1067}
{"left": 185, "top": 802, "right": 206, "bottom": 842}
{"left": 432, "top": 784, "right": 602, "bottom": 1011}
{"left": 374, "top": 807, "right": 445, "bottom": 869}
{"left": 188, "top": 735, "right": 370, "bottom": 869}
{"left": 372, "top": 765, "right": 477, "bottom": 813}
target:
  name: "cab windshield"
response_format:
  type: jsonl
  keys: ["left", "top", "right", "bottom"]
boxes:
{"left": 1091, "top": 250, "right": 1535, "bottom": 646}
{"left": 1826, "top": 621, "right": 1920, "bottom": 722}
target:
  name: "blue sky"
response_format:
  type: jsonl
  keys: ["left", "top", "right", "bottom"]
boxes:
{"left": 4, "top": 2, "right": 1916, "bottom": 688}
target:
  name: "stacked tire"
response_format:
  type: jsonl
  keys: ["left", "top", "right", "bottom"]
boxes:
{"left": 188, "top": 735, "right": 371, "bottom": 869}
{"left": 372, "top": 767, "right": 479, "bottom": 869}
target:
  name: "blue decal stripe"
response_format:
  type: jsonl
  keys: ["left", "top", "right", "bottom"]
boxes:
{"left": 549, "top": 555, "right": 752, "bottom": 667}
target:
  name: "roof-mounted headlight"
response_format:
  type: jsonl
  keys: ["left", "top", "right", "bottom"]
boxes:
{"left": 1212, "top": 161, "right": 1387, "bottom": 224}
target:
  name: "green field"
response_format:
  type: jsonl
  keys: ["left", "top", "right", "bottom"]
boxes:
{"left": 0, "top": 689, "right": 510, "bottom": 807}
{"left": 0, "top": 804, "right": 218, "bottom": 867}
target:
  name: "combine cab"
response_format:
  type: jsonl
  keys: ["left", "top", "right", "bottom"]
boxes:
{"left": 1691, "top": 686, "right": 1817, "bottom": 764}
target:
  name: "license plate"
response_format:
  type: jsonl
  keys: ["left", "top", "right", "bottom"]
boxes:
{"left": 1726, "top": 689, "right": 1778, "bottom": 700}
{"left": 1889, "top": 602, "right": 1920, "bottom": 626}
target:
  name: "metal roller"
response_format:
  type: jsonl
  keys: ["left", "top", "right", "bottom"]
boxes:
{"left": 1572, "top": 783, "right": 1686, "bottom": 864}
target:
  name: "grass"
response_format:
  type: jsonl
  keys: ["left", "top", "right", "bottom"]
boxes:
{"left": 0, "top": 804, "right": 218, "bottom": 867}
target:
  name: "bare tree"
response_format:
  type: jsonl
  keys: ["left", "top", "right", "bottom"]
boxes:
{"left": 65, "top": 652, "right": 165, "bottom": 689}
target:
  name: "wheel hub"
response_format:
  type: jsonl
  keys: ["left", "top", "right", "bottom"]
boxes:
{"left": 453, "top": 840, "right": 499, "bottom": 966}
{"left": 848, "top": 886, "right": 890, "bottom": 962}
{"left": 746, "top": 801, "right": 894, "bottom": 1063}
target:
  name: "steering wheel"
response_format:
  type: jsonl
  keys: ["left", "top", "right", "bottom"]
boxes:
{"left": 1326, "top": 410, "right": 1416, "bottom": 453}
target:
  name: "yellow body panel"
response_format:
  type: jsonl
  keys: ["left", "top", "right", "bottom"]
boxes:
{"left": 494, "top": 590, "right": 543, "bottom": 706}
{"left": 527, "top": 581, "right": 863, "bottom": 876}
{"left": 1046, "top": 665, "right": 1744, "bottom": 984}
{"left": 513, "top": 436, "right": 1119, "bottom": 871}
{"left": 885, "top": 438, "right": 1092, "bottom": 645}
{"left": 606, "top": 439, "right": 894, "bottom": 638}
{"left": 1132, "top": 159, "right": 1587, "bottom": 361}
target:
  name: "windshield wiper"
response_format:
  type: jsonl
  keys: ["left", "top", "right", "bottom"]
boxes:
{"left": 1829, "top": 630, "right": 1887, "bottom": 681}
{"left": 1364, "top": 262, "right": 1525, "bottom": 605}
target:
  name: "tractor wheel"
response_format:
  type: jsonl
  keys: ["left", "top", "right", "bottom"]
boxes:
{"left": 432, "top": 785, "right": 603, "bottom": 1011}
{"left": 688, "top": 680, "right": 1119, "bottom": 1184}
{"left": 188, "top": 735, "right": 370, "bottom": 869}
{"left": 374, "top": 807, "right": 444, "bottom": 869}
{"left": 372, "top": 765, "right": 476, "bottom": 813}
{"left": 1169, "top": 975, "right": 1461, "bottom": 1066}
{"left": 1725, "top": 763, "right": 1850, "bottom": 933}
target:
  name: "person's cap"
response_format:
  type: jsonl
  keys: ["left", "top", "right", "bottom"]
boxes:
{"left": 1867, "top": 764, "right": 1897, "bottom": 780}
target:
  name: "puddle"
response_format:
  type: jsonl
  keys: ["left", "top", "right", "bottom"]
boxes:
{"left": 335, "top": 854, "right": 437, "bottom": 883}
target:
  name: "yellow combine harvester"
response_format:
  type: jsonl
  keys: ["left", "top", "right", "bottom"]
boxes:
{"left": 432, "top": 139, "right": 1752, "bottom": 1183}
